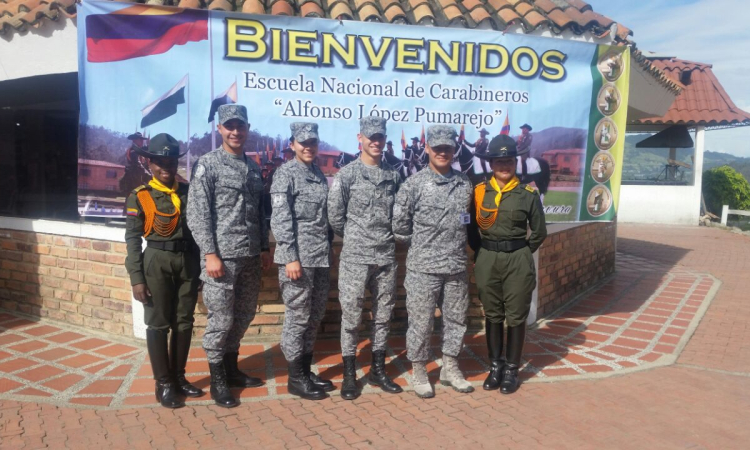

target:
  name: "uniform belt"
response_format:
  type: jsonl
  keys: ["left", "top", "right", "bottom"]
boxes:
{"left": 147, "top": 240, "right": 193, "bottom": 253}
{"left": 480, "top": 239, "right": 528, "bottom": 253}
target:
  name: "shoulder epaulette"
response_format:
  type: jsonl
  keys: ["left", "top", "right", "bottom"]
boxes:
{"left": 132, "top": 185, "right": 147, "bottom": 194}
{"left": 523, "top": 184, "right": 538, "bottom": 194}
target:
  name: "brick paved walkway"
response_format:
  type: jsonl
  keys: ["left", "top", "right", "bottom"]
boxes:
{"left": 1, "top": 224, "right": 749, "bottom": 448}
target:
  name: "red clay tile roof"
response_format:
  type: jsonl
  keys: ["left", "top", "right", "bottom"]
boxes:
{"left": 1, "top": 0, "right": 630, "bottom": 38}
{"left": 632, "top": 58, "right": 750, "bottom": 128}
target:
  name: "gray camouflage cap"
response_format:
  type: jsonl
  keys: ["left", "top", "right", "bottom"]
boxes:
{"left": 218, "top": 104, "right": 248, "bottom": 125}
{"left": 360, "top": 116, "right": 387, "bottom": 138}
{"left": 290, "top": 122, "right": 319, "bottom": 143}
{"left": 426, "top": 125, "right": 457, "bottom": 149}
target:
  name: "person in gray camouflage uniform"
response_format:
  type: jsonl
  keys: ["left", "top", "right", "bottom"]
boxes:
{"left": 328, "top": 116, "right": 403, "bottom": 400}
{"left": 393, "top": 125, "right": 475, "bottom": 398}
{"left": 186, "top": 105, "right": 271, "bottom": 408}
{"left": 270, "top": 122, "right": 333, "bottom": 401}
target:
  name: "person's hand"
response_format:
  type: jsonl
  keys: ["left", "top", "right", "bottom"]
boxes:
{"left": 205, "top": 253, "right": 225, "bottom": 278}
{"left": 132, "top": 283, "right": 151, "bottom": 304}
{"left": 285, "top": 260, "right": 302, "bottom": 280}
{"left": 261, "top": 251, "right": 271, "bottom": 270}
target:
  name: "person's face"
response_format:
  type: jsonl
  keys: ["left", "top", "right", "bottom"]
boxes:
{"left": 521, "top": 128, "right": 530, "bottom": 136}
{"left": 148, "top": 156, "right": 178, "bottom": 186}
{"left": 358, "top": 133, "right": 386, "bottom": 162}
{"left": 426, "top": 144, "right": 455, "bottom": 171}
{"left": 217, "top": 119, "right": 248, "bottom": 151}
{"left": 274, "top": 160, "right": 283, "bottom": 168}
{"left": 386, "top": 143, "right": 394, "bottom": 154}
{"left": 491, "top": 157, "right": 517, "bottom": 184}
{"left": 283, "top": 151, "right": 293, "bottom": 161}
{"left": 292, "top": 138, "right": 319, "bottom": 165}
{"left": 133, "top": 138, "right": 145, "bottom": 147}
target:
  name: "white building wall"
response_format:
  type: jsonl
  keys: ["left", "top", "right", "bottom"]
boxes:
{"left": 0, "top": 19, "right": 78, "bottom": 81}
{"left": 618, "top": 127, "right": 706, "bottom": 226}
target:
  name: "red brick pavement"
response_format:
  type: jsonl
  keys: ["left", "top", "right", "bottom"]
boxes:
{"left": 0, "top": 224, "right": 748, "bottom": 448}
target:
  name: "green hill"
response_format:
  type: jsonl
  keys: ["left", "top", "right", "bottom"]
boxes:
{"left": 623, "top": 134, "right": 750, "bottom": 183}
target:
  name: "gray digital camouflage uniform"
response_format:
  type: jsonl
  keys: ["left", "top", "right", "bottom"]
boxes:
{"left": 270, "top": 156, "right": 331, "bottom": 362}
{"left": 186, "top": 147, "right": 269, "bottom": 364}
{"left": 328, "top": 157, "right": 401, "bottom": 357}
{"left": 393, "top": 162, "right": 473, "bottom": 363}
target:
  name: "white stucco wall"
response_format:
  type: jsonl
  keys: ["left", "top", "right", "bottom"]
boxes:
{"left": 0, "top": 18, "right": 78, "bottom": 82}
{"left": 618, "top": 127, "right": 705, "bottom": 226}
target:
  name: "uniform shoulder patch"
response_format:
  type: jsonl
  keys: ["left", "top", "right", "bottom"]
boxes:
{"left": 524, "top": 185, "right": 538, "bottom": 194}
{"left": 132, "top": 185, "right": 146, "bottom": 193}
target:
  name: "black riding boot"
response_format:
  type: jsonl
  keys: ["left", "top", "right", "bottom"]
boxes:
{"left": 147, "top": 329, "right": 183, "bottom": 409}
{"left": 287, "top": 358, "right": 326, "bottom": 400}
{"left": 169, "top": 329, "right": 203, "bottom": 397}
{"left": 223, "top": 352, "right": 263, "bottom": 388}
{"left": 302, "top": 353, "right": 334, "bottom": 392}
{"left": 500, "top": 323, "right": 526, "bottom": 395}
{"left": 483, "top": 320, "right": 504, "bottom": 391}
{"left": 368, "top": 350, "right": 403, "bottom": 394}
{"left": 340, "top": 356, "right": 359, "bottom": 400}
{"left": 209, "top": 362, "right": 238, "bottom": 408}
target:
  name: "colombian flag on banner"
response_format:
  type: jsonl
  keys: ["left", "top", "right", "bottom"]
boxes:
{"left": 86, "top": 5, "right": 208, "bottom": 63}
{"left": 500, "top": 114, "right": 511, "bottom": 135}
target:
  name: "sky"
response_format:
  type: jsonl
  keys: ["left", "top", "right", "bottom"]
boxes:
{"left": 587, "top": 0, "right": 750, "bottom": 157}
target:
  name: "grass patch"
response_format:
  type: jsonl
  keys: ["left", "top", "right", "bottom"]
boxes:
{"left": 543, "top": 190, "right": 580, "bottom": 222}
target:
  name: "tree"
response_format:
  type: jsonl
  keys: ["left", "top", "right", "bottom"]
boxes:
{"left": 702, "top": 165, "right": 750, "bottom": 215}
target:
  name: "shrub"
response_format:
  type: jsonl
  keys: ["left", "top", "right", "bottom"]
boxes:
{"left": 702, "top": 165, "right": 750, "bottom": 215}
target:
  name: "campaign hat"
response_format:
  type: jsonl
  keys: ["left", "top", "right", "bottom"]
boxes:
{"left": 476, "top": 134, "right": 517, "bottom": 159}
{"left": 134, "top": 133, "right": 186, "bottom": 158}
{"left": 520, "top": 124, "right": 533, "bottom": 131}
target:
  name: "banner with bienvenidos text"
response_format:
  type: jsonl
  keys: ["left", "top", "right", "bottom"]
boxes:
{"left": 76, "top": 1, "right": 628, "bottom": 222}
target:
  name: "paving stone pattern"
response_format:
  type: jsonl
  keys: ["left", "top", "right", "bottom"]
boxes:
{"left": 1, "top": 224, "right": 749, "bottom": 448}
{"left": 0, "top": 252, "right": 717, "bottom": 409}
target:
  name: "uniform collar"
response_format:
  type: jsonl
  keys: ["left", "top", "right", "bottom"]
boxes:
{"left": 290, "top": 158, "right": 323, "bottom": 182}
{"left": 428, "top": 167, "right": 458, "bottom": 185}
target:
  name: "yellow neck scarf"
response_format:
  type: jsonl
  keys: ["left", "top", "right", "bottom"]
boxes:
{"left": 475, "top": 176, "right": 519, "bottom": 230}
{"left": 148, "top": 178, "right": 181, "bottom": 214}
{"left": 489, "top": 176, "right": 519, "bottom": 207}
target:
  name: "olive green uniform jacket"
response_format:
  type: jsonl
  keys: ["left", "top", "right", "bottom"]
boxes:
{"left": 468, "top": 181, "right": 547, "bottom": 326}
{"left": 124, "top": 183, "right": 200, "bottom": 331}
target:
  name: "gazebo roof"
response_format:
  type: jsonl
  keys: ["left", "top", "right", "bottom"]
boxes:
{"left": 631, "top": 57, "right": 750, "bottom": 129}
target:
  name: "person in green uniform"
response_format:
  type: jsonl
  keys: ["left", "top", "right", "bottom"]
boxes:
{"left": 124, "top": 133, "right": 202, "bottom": 408}
{"left": 468, "top": 134, "right": 547, "bottom": 394}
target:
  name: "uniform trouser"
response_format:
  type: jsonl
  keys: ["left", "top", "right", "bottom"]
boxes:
{"left": 201, "top": 256, "right": 261, "bottom": 364}
{"left": 474, "top": 246, "right": 536, "bottom": 327}
{"left": 338, "top": 261, "right": 397, "bottom": 357}
{"left": 405, "top": 270, "right": 469, "bottom": 362}
{"left": 142, "top": 247, "right": 200, "bottom": 332}
{"left": 279, "top": 267, "right": 330, "bottom": 362}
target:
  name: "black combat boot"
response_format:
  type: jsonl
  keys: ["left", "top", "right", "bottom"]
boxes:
{"left": 340, "top": 356, "right": 359, "bottom": 400}
{"left": 169, "top": 329, "right": 203, "bottom": 398}
{"left": 302, "top": 353, "right": 334, "bottom": 392}
{"left": 483, "top": 319, "right": 505, "bottom": 391}
{"left": 287, "top": 358, "right": 326, "bottom": 400}
{"left": 368, "top": 350, "right": 403, "bottom": 394}
{"left": 223, "top": 352, "right": 263, "bottom": 388}
{"left": 147, "top": 329, "right": 183, "bottom": 409}
{"left": 208, "top": 362, "right": 238, "bottom": 408}
{"left": 500, "top": 323, "right": 526, "bottom": 395}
